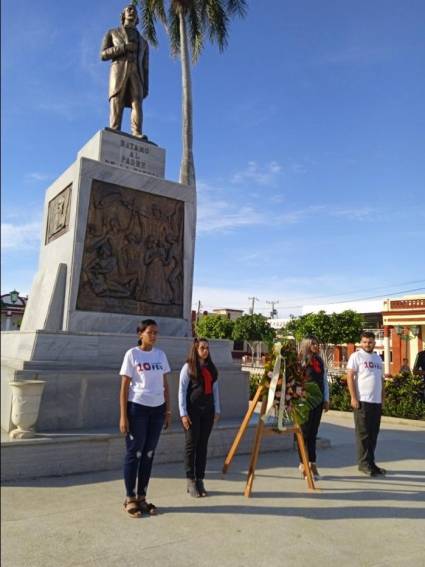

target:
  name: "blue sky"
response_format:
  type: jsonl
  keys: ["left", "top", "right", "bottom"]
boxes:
{"left": 2, "top": 0, "right": 425, "bottom": 317}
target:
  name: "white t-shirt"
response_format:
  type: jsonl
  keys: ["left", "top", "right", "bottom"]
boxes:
{"left": 347, "top": 349, "right": 383, "bottom": 403}
{"left": 119, "top": 347, "right": 171, "bottom": 407}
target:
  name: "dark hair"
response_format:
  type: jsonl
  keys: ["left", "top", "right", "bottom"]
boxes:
{"left": 360, "top": 331, "right": 375, "bottom": 340}
{"left": 121, "top": 4, "right": 139, "bottom": 25}
{"left": 137, "top": 319, "right": 158, "bottom": 345}
{"left": 187, "top": 337, "right": 218, "bottom": 382}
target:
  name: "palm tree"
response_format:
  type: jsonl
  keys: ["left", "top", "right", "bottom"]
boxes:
{"left": 138, "top": 0, "right": 247, "bottom": 186}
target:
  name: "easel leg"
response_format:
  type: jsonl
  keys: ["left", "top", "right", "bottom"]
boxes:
{"left": 222, "top": 384, "right": 264, "bottom": 474}
{"left": 244, "top": 395, "right": 268, "bottom": 497}
{"left": 295, "top": 428, "right": 316, "bottom": 490}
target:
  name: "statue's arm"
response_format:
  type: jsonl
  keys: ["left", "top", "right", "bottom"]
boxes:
{"left": 100, "top": 30, "right": 126, "bottom": 61}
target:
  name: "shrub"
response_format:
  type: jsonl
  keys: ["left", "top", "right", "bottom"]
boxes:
{"left": 328, "top": 372, "right": 425, "bottom": 420}
{"left": 383, "top": 373, "right": 425, "bottom": 420}
{"left": 329, "top": 375, "right": 351, "bottom": 412}
{"left": 249, "top": 372, "right": 264, "bottom": 399}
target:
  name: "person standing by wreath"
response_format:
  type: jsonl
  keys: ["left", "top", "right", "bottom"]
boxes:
{"left": 346, "top": 331, "right": 386, "bottom": 477}
{"left": 297, "top": 335, "right": 330, "bottom": 480}
{"left": 119, "top": 319, "right": 171, "bottom": 517}
{"left": 179, "top": 338, "right": 221, "bottom": 497}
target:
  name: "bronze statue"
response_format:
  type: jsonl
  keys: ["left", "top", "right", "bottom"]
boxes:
{"left": 101, "top": 4, "right": 149, "bottom": 139}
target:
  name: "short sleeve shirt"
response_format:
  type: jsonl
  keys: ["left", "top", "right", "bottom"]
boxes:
{"left": 347, "top": 349, "right": 383, "bottom": 403}
{"left": 119, "top": 347, "right": 170, "bottom": 407}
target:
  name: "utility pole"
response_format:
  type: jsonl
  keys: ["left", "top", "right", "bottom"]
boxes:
{"left": 248, "top": 296, "right": 259, "bottom": 315}
{"left": 196, "top": 300, "right": 202, "bottom": 323}
{"left": 266, "top": 300, "right": 279, "bottom": 319}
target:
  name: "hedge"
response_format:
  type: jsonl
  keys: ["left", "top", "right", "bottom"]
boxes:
{"left": 329, "top": 372, "right": 425, "bottom": 421}
{"left": 249, "top": 372, "right": 425, "bottom": 420}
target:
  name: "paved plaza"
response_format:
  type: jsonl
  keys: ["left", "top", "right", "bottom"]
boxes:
{"left": 2, "top": 413, "right": 424, "bottom": 567}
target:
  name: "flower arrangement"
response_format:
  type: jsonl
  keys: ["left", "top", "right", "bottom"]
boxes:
{"left": 260, "top": 340, "right": 322, "bottom": 428}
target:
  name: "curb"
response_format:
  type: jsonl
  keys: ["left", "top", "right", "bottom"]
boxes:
{"left": 325, "top": 410, "right": 425, "bottom": 428}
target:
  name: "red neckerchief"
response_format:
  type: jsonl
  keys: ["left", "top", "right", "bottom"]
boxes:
{"left": 200, "top": 367, "right": 213, "bottom": 394}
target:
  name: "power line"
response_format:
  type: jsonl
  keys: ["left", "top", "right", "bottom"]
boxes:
{"left": 257, "top": 286, "right": 425, "bottom": 311}
{"left": 194, "top": 285, "right": 425, "bottom": 313}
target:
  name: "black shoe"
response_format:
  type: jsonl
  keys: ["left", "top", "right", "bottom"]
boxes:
{"left": 196, "top": 479, "right": 208, "bottom": 496}
{"left": 371, "top": 464, "right": 387, "bottom": 476}
{"left": 187, "top": 479, "right": 200, "bottom": 497}
{"left": 358, "top": 465, "right": 374, "bottom": 477}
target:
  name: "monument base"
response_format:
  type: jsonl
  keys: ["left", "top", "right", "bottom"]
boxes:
{"left": 1, "top": 331, "right": 249, "bottom": 433}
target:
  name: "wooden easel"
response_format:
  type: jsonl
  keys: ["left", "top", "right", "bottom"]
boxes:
{"left": 222, "top": 384, "right": 317, "bottom": 497}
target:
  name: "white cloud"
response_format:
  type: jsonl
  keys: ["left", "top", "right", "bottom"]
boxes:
{"left": 328, "top": 206, "right": 376, "bottom": 220}
{"left": 318, "top": 45, "right": 395, "bottom": 66}
{"left": 196, "top": 180, "right": 266, "bottom": 233}
{"left": 231, "top": 161, "right": 283, "bottom": 187}
{"left": 197, "top": 202, "right": 265, "bottom": 233}
{"left": 25, "top": 172, "right": 52, "bottom": 182}
{"left": 1, "top": 222, "right": 41, "bottom": 251}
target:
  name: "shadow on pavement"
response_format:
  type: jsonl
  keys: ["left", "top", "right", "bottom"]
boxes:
{"left": 159, "top": 502, "right": 425, "bottom": 521}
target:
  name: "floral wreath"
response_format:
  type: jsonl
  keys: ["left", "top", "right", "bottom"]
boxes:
{"left": 260, "top": 340, "right": 323, "bottom": 429}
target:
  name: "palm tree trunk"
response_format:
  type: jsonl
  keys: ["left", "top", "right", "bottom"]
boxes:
{"left": 178, "top": 12, "right": 196, "bottom": 186}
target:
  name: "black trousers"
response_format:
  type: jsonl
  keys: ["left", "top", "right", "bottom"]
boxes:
{"left": 297, "top": 402, "right": 323, "bottom": 463}
{"left": 184, "top": 405, "right": 215, "bottom": 480}
{"left": 353, "top": 401, "right": 382, "bottom": 468}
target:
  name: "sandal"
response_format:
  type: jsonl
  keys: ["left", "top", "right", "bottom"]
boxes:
{"left": 123, "top": 497, "right": 142, "bottom": 518}
{"left": 187, "top": 479, "right": 200, "bottom": 497}
{"left": 137, "top": 497, "right": 158, "bottom": 515}
{"left": 310, "top": 463, "right": 321, "bottom": 480}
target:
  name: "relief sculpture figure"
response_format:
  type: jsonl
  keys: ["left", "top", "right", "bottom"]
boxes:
{"left": 101, "top": 4, "right": 149, "bottom": 138}
{"left": 77, "top": 181, "right": 184, "bottom": 317}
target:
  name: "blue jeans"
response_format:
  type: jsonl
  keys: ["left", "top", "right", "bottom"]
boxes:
{"left": 124, "top": 401, "right": 165, "bottom": 498}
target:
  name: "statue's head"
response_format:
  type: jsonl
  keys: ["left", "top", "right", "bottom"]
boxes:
{"left": 121, "top": 4, "right": 139, "bottom": 26}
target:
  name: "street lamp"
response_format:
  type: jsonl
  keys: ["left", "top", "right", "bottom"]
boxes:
{"left": 9, "top": 290, "right": 19, "bottom": 304}
{"left": 411, "top": 325, "right": 421, "bottom": 337}
{"left": 5, "top": 290, "right": 19, "bottom": 331}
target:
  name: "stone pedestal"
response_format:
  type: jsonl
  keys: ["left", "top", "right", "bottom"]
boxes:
{"left": 20, "top": 129, "right": 196, "bottom": 336}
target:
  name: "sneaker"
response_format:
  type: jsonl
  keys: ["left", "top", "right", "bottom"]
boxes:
{"left": 371, "top": 464, "right": 387, "bottom": 476}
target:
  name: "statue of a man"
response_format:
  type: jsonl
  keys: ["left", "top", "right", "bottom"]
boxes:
{"left": 100, "top": 4, "right": 149, "bottom": 138}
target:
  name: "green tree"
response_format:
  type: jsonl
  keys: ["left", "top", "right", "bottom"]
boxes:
{"left": 286, "top": 310, "right": 364, "bottom": 364}
{"left": 232, "top": 314, "right": 275, "bottom": 360}
{"left": 138, "top": 0, "right": 247, "bottom": 186}
{"left": 195, "top": 314, "right": 234, "bottom": 339}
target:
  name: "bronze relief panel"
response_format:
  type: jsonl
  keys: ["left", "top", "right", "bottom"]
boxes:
{"left": 46, "top": 185, "right": 72, "bottom": 244}
{"left": 76, "top": 180, "right": 184, "bottom": 317}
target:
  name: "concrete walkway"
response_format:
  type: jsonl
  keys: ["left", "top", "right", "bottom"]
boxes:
{"left": 2, "top": 414, "right": 424, "bottom": 567}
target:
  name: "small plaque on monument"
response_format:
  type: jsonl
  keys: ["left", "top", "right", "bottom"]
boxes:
{"left": 45, "top": 185, "right": 72, "bottom": 244}
{"left": 78, "top": 129, "right": 166, "bottom": 178}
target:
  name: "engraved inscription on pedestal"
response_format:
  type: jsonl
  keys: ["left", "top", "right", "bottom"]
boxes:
{"left": 76, "top": 180, "right": 184, "bottom": 317}
{"left": 45, "top": 185, "right": 72, "bottom": 244}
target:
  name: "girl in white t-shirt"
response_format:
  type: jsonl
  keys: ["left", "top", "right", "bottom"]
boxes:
{"left": 119, "top": 319, "right": 171, "bottom": 517}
